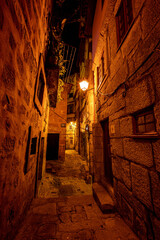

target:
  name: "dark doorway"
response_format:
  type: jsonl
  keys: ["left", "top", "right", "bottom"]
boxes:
{"left": 35, "top": 132, "right": 41, "bottom": 197}
{"left": 102, "top": 119, "right": 113, "bottom": 186}
{"left": 46, "top": 133, "right": 59, "bottom": 160}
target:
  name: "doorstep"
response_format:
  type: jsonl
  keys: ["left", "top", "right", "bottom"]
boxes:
{"left": 92, "top": 183, "right": 115, "bottom": 213}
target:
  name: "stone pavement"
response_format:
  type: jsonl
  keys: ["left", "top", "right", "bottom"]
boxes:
{"left": 14, "top": 150, "right": 139, "bottom": 240}
{"left": 14, "top": 195, "right": 139, "bottom": 240}
{"left": 38, "top": 150, "right": 92, "bottom": 198}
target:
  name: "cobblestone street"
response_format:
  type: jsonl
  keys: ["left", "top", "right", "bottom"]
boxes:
{"left": 38, "top": 150, "right": 92, "bottom": 198}
{"left": 14, "top": 151, "right": 139, "bottom": 240}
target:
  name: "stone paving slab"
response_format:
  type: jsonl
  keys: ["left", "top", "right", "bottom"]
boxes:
{"left": 14, "top": 151, "right": 139, "bottom": 240}
{"left": 38, "top": 150, "right": 92, "bottom": 198}
{"left": 14, "top": 195, "right": 139, "bottom": 240}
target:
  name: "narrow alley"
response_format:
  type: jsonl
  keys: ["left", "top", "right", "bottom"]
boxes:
{"left": 38, "top": 150, "right": 92, "bottom": 198}
{"left": 0, "top": 0, "right": 160, "bottom": 239}
{"left": 14, "top": 150, "right": 138, "bottom": 240}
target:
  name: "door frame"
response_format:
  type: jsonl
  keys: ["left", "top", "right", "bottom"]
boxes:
{"left": 101, "top": 118, "right": 113, "bottom": 187}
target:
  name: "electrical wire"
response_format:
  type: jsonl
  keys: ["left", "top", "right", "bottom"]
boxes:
{"left": 52, "top": 109, "right": 67, "bottom": 122}
{"left": 67, "top": 48, "right": 76, "bottom": 80}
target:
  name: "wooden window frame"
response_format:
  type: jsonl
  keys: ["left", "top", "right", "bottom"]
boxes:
{"left": 133, "top": 107, "right": 157, "bottom": 135}
{"left": 116, "top": 0, "right": 133, "bottom": 47}
{"left": 34, "top": 53, "right": 46, "bottom": 116}
{"left": 101, "top": 53, "right": 105, "bottom": 79}
{"left": 97, "top": 67, "right": 100, "bottom": 87}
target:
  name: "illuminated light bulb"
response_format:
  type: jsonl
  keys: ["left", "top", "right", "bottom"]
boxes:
{"left": 79, "top": 80, "right": 89, "bottom": 91}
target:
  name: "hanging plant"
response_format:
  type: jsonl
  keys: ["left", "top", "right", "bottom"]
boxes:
{"left": 57, "top": 42, "right": 67, "bottom": 102}
{"left": 57, "top": 78, "right": 65, "bottom": 102}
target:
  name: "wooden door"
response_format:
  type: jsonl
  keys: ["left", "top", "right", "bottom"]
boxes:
{"left": 102, "top": 119, "right": 113, "bottom": 186}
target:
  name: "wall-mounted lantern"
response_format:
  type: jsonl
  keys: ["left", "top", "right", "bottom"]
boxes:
{"left": 79, "top": 80, "right": 89, "bottom": 91}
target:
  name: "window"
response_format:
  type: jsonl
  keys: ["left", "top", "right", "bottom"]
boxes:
{"left": 97, "top": 54, "right": 104, "bottom": 88}
{"left": 70, "top": 137, "right": 73, "bottom": 144}
{"left": 24, "top": 126, "right": 32, "bottom": 174}
{"left": 116, "top": 0, "right": 133, "bottom": 46}
{"left": 97, "top": 67, "right": 100, "bottom": 87}
{"left": 34, "top": 54, "right": 46, "bottom": 115}
{"left": 37, "top": 70, "right": 44, "bottom": 105}
{"left": 102, "top": 0, "right": 104, "bottom": 8}
{"left": 30, "top": 137, "right": 37, "bottom": 155}
{"left": 69, "top": 93, "right": 73, "bottom": 98}
{"left": 69, "top": 125, "right": 72, "bottom": 130}
{"left": 101, "top": 53, "right": 104, "bottom": 78}
{"left": 133, "top": 108, "right": 156, "bottom": 134}
{"left": 67, "top": 104, "right": 74, "bottom": 114}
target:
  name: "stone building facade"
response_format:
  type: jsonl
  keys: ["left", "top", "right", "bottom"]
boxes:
{"left": 66, "top": 74, "right": 77, "bottom": 150}
{"left": 92, "top": 0, "right": 160, "bottom": 239}
{"left": 0, "top": 0, "right": 52, "bottom": 239}
{"left": 48, "top": 84, "right": 70, "bottom": 161}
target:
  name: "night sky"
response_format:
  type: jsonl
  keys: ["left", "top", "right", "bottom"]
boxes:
{"left": 52, "top": 0, "right": 81, "bottom": 73}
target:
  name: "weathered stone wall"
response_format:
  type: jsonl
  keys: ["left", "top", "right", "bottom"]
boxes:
{"left": 66, "top": 122, "right": 76, "bottom": 150}
{"left": 0, "top": 0, "right": 51, "bottom": 239}
{"left": 92, "top": 0, "right": 160, "bottom": 239}
{"left": 48, "top": 84, "right": 69, "bottom": 161}
{"left": 78, "top": 38, "right": 95, "bottom": 172}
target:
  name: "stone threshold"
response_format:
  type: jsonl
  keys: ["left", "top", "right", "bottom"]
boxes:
{"left": 93, "top": 182, "right": 115, "bottom": 213}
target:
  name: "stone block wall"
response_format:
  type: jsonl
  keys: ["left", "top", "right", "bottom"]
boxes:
{"left": 0, "top": 0, "right": 52, "bottom": 239}
{"left": 66, "top": 122, "right": 76, "bottom": 150}
{"left": 92, "top": 0, "right": 160, "bottom": 239}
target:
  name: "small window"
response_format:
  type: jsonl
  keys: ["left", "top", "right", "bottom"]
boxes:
{"left": 101, "top": 53, "right": 104, "bottom": 78}
{"left": 133, "top": 108, "right": 156, "bottom": 134}
{"left": 67, "top": 104, "right": 74, "bottom": 114}
{"left": 116, "top": 0, "right": 133, "bottom": 46}
{"left": 30, "top": 137, "right": 37, "bottom": 155}
{"left": 102, "top": 0, "right": 104, "bottom": 8}
{"left": 97, "top": 67, "right": 100, "bottom": 87}
{"left": 37, "top": 70, "right": 44, "bottom": 105}
{"left": 69, "top": 93, "right": 73, "bottom": 98}
{"left": 69, "top": 125, "right": 72, "bottom": 130}
{"left": 34, "top": 54, "right": 46, "bottom": 115}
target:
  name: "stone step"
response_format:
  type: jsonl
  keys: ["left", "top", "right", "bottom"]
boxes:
{"left": 92, "top": 183, "right": 115, "bottom": 213}
{"left": 46, "top": 166, "right": 56, "bottom": 174}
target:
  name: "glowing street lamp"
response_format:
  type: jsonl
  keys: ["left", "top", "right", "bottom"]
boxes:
{"left": 79, "top": 80, "right": 89, "bottom": 91}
